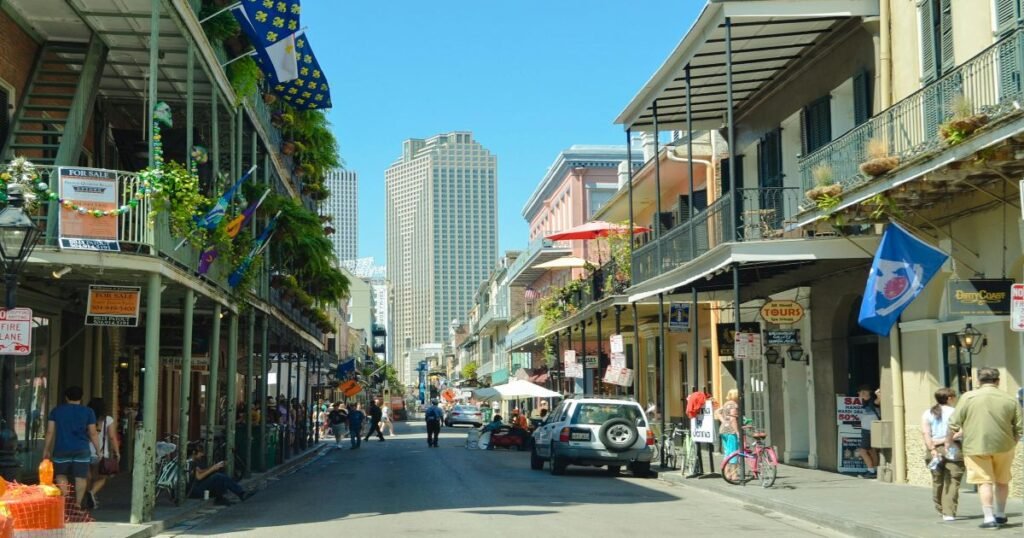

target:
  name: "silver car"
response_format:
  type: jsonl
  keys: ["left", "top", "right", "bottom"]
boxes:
{"left": 531, "top": 397, "right": 653, "bottom": 476}
{"left": 444, "top": 404, "right": 483, "bottom": 427}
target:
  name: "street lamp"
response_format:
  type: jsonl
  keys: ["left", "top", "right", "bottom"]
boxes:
{"left": 764, "top": 347, "right": 782, "bottom": 366}
{"left": 787, "top": 343, "right": 806, "bottom": 364}
{"left": 0, "top": 182, "right": 43, "bottom": 480}
{"left": 956, "top": 323, "right": 985, "bottom": 355}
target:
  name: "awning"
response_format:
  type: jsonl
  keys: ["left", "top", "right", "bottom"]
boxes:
{"left": 627, "top": 235, "right": 879, "bottom": 303}
{"left": 616, "top": 0, "right": 879, "bottom": 131}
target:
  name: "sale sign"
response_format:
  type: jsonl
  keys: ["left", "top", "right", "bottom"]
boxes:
{"left": 836, "top": 396, "right": 864, "bottom": 426}
{"left": 86, "top": 285, "right": 141, "bottom": 326}
{"left": 0, "top": 308, "right": 33, "bottom": 356}
{"left": 58, "top": 167, "right": 120, "bottom": 251}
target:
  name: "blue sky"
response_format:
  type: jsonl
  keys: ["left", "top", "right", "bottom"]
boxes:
{"left": 304, "top": 1, "right": 697, "bottom": 265}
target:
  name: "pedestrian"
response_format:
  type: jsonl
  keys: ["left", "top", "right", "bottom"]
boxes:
{"left": 84, "top": 397, "right": 119, "bottom": 510}
{"left": 946, "top": 368, "right": 1023, "bottom": 529}
{"left": 186, "top": 444, "right": 250, "bottom": 505}
{"left": 425, "top": 398, "right": 444, "bottom": 447}
{"left": 921, "top": 387, "right": 963, "bottom": 522}
{"left": 381, "top": 403, "right": 395, "bottom": 437}
{"left": 717, "top": 389, "right": 740, "bottom": 482}
{"left": 347, "top": 403, "right": 365, "bottom": 449}
{"left": 364, "top": 399, "right": 386, "bottom": 442}
{"left": 855, "top": 385, "right": 881, "bottom": 478}
{"left": 42, "top": 386, "right": 100, "bottom": 508}
{"left": 328, "top": 403, "right": 347, "bottom": 448}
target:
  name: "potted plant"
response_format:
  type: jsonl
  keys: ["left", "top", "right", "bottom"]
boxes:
{"left": 939, "top": 95, "right": 989, "bottom": 145}
{"left": 227, "top": 56, "right": 262, "bottom": 100}
{"left": 323, "top": 225, "right": 335, "bottom": 235}
{"left": 262, "top": 92, "right": 277, "bottom": 105}
{"left": 804, "top": 164, "right": 842, "bottom": 205}
{"left": 859, "top": 138, "right": 900, "bottom": 177}
{"left": 281, "top": 140, "right": 296, "bottom": 156}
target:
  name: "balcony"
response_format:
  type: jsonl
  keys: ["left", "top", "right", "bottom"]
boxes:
{"left": 798, "top": 29, "right": 1024, "bottom": 210}
{"left": 507, "top": 236, "right": 572, "bottom": 287}
{"left": 477, "top": 303, "right": 510, "bottom": 331}
{"left": 631, "top": 187, "right": 800, "bottom": 285}
{"left": 508, "top": 315, "right": 542, "bottom": 350}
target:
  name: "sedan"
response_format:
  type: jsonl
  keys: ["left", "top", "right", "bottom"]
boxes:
{"left": 445, "top": 405, "right": 483, "bottom": 427}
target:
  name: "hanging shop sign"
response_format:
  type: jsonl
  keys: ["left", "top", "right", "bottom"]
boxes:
{"left": 1011, "top": 284, "right": 1024, "bottom": 332}
{"left": 669, "top": 303, "right": 690, "bottom": 332}
{"left": 610, "top": 352, "right": 627, "bottom": 369}
{"left": 58, "top": 167, "right": 120, "bottom": 252}
{"left": 734, "top": 332, "right": 762, "bottom": 360}
{"left": 716, "top": 322, "right": 761, "bottom": 357}
{"left": 0, "top": 308, "right": 32, "bottom": 356}
{"left": 602, "top": 366, "right": 633, "bottom": 387}
{"left": 584, "top": 355, "right": 599, "bottom": 369}
{"left": 760, "top": 300, "right": 804, "bottom": 324}
{"left": 764, "top": 329, "right": 800, "bottom": 346}
{"left": 86, "top": 285, "right": 141, "bottom": 326}
{"left": 947, "top": 279, "right": 1012, "bottom": 315}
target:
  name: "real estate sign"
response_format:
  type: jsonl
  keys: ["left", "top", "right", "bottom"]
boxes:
{"left": 58, "top": 167, "right": 120, "bottom": 251}
{"left": 86, "top": 285, "right": 141, "bottom": 326}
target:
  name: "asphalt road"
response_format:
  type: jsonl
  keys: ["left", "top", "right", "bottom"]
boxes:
{"left": 158, "top": 421, "right": 845, "bottom": 538}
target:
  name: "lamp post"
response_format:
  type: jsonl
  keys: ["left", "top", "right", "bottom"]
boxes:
{"left": 0, "top": 183, "right": 43, "bottom": 480}
{"left": 956, "top": 324, "right": 985, "bottom": 390}
{"left": 764, "top": 347, "right": 782, "bottom": 366}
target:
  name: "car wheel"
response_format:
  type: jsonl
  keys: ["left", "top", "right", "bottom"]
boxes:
{"left": 550, "top": 444, "right": 567, "bottom": 475}
{"left": 630, "top": 461, "right": 651, "bottom": 477}
{"left": 606, "top": 465, "right": 621, "bottom": 475}
{"left": 530, "top": 447, "right": 544, "bottom": 470}
{"left": 598, "top": 418, "right": 639, "bottom": 453}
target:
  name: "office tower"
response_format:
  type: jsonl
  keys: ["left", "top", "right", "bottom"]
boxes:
{"left": 324, "top": 169, "right": 358, "bottom": 262}
{"left": 385, "top": 132, "right": 498, "bottom": 383}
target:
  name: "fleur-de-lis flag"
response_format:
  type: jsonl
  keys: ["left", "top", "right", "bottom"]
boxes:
{"left": 269, "top": 35, "right": 332, "bottom": 110}
{"left": 232, "top": 0, "right": 302, "bottom": 85}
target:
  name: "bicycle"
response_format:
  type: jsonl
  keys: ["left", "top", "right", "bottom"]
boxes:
{"left": 658, "top": 424, "right": 686, "bottom": 470}
{"left": 674, "top": 426, "right": 698, "bottom": 477}
{"left": 721, "top": 421, "right": 778, "bottom": 488}
{"left": 155, "top": 434, "right": 180, "bottom": 503}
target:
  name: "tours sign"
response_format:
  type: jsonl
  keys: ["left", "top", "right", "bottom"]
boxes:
{"left": 58, "top": 167, "right": 120, "bottom": 252}
{"left": 0, "top": 308, "right": 32, "bottom": 356}
{"left": 760, "top": 300, "right": 804, "bottom": 324}
{"left": 86, "top": 285, "right": 141, "bottom": 326}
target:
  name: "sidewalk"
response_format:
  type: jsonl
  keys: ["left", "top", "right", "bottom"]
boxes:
{"left": 75, "top": 442, "right": 331, "bottom": 538}
{"left": 657, "top": 463, "right": 1023, "bottom": 537}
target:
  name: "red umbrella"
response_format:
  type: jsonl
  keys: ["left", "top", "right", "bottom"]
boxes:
{"left": 545, "top": 221, "right": 650, "bottom": 241}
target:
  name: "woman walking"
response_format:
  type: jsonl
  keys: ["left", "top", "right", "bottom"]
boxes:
{"left": 381, "top": 404, "right": 395, "bottom": 437}
{"left": 84, "top": 398, "right": 119, "bottom": 510}
{"left": 717, "top": 389, "right": 740, "bottom": 481}
{"left": 921, "top": 387, "right": 964, "bottom": 522}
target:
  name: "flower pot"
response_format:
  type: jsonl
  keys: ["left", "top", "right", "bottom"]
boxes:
{"left": 805, "top": 183, "right": 842, "bottom": 202}
{"left": 939, "top": 114, "right": 989, "bottom": 141}
{"left": 262, "top": 93, "right": 277, "bottom": 105}
{"left": 281, "top": 141, "right": 296, "bottom": 156}
{"left": 858, "top": 156, "right": 900, "bottom": 177}
{"left": 270, "top": 274, "right": 285, "bottom": 289}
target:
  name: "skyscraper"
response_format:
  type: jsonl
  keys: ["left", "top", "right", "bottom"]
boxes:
{"left": 385, "top": 132, "right": 498, "bottom": 384}
{"left": 324, "top": 169, "right": 358, "bottom": 262}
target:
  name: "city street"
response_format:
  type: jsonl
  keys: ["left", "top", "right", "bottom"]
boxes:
{"left": 156, "top": 422, "right": 842, "bottom": 537}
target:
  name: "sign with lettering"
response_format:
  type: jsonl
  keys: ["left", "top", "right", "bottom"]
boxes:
{"left": 734, "top": 332, "right": 762, "bottom": 360}
{"left": 86, "top": 285, "right": 141, "bottom": 326}
{"left": 58, "top": 167, "right": 120, "bottom": 252}
{"left": 690, "top": 401, "right": 715, "bottom": 444}
{"left": 760, "top": 300, "right": 804, "bottom": 324}
{"left": 0, "top": 308, "right": 32, "bottom": 355}
{"left": 564, "top": 350, "right": 582, "bottom": 378}
{"left": 669, "top": 303, "right": 690, "bottom": 332}
{"left": 716, "top": 322, "right": 761, "bottom": 357}
{"left": 764, "top": 329, "right": 800, "bottom": 346}
{"left": 836, "top": 396, "right": 864, "bottom": 426}
{"left": 584, "top": 355, "right": 598, "bottom": 369}
{"left": 1011, "top": 284, "right": 1024, "bottom": 332}
{"left": 947, "top": 279, "right": 1012, "bottom": 315}
{"left": 609, "top": 334, "right": 624, "bottom": 354}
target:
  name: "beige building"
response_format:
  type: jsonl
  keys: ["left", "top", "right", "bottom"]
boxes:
{"left": 385, "top": 132, "right": 498, "bottom": 386}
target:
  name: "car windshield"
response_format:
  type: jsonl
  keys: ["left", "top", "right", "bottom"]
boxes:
{"left": 455, "top": 406, "right": 479, "bottom": 413}
{"left": 570, "top": 403, "right": 643, "bottom": 426}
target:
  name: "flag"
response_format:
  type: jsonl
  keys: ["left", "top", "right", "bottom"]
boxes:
{"left": 196, "top": 189, "right": 269, "bottom": 275}
{"left": 231, "top": 0, "right": 301, "bottom": 85}
{"left": 269, "top": 35, "right": 332, "bottom": 110}
{"left": 858, "top": 224, "right": 948, "bottom": 335}
{"left": 337, "top": 359, "right": 356, "bottom": 380}
{"left": 194, "top": 166, "right": 256, "bottom": 231}
{"left": 227, "top": 213, "right": 279, "bottom": 288}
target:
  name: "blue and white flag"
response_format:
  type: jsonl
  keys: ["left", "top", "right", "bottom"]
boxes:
{"left": 337, "top": 359, "right": 356, "bottom": 380}
{"left": 232, "top": 0, "right": 301, "bottom": 84}
{"left": 269, "top": 35, "right": 331, "bottom": 110}
{"left": 858, "top": 224, "right": 947, "bottom": 335}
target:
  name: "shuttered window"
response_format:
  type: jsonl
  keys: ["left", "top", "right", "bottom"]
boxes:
{"left": 801, "top": 96, "right": 831, "bottom": 155}
{"left": 996, "top": 0, "right": 1022, "bottom": 99}
{"left": 757, "top": 128, "right": 783, "bottom": 189}
{"left": 720, "top": 155, "right": 743, "bottom": 194}
{"left": 853, "top": 71, "right": 873, "bottom": 125}
{"left": 919, "top": 0, "right": 954, "bottom": 83}
{"left": 994, "top": 0, "right": 1018, "bottom": 37}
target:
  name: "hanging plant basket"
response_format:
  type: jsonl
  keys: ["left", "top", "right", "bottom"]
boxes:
{"left": 805, "top": 183, "right": 842, "bottom": 202}
{"left": 262, "top": 92, "right": 277, "bottom": 105}
{"left": 939, "top": 114, "right": 989, "bottom": 143}
{"left": 323, "top": 225, "right": 335, "bottom": 235}
{"left": 281, "top": 141, "right": 296, "bottom": 156}
{"left": 859, "top": 156, "right": 900, "bottom": 177}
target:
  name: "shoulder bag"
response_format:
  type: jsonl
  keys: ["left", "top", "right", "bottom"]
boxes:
{"left": 98, "top": 418, "right": 119, "bottom": 475}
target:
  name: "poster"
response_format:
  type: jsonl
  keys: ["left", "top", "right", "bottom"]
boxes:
{"left": 610, "top": 352, "right": 626, "bottom": 369}
{"left": 58, "top": 167, "right": 120, "bottom": 251}
{"left": 85, "top": 285, "right": 141, "bottom": 326}
{"left": 564, "top": 350, "right": 582, "bottom": 378}
{"left": 838, "top": 425, "right": 867, "bottom": 473}
{"left": 669, "top": 303, "right": 690, "bottom": 332}
{"left": 690, "top": 401, "right": 715, "bottom": 444}
{"left": 734, "top": 332, "right": 762, "bottom": 360}
{"left": 764, "top": 329, "right": 800, "bottom": 346}
{"left": 610, "top": 334, "right": 624, "bottom": 354}
{"left": 716, "top": 322, "right": 761, "bottom": 356}
{"left": 603, "top": 367, "right": 633, "bottom": 387}
{"left": 1012, "top": 284, "right": 1024, "bottom": 332}
{"left": 836, "top": 396, "right": 864, "bottom": 426}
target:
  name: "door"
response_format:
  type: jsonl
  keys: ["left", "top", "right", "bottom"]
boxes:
{"left": 847, "top": 336, "right": 880, "bottom": 395}
{"left": 942, "top": 333, "right": 973, "bottom": 395}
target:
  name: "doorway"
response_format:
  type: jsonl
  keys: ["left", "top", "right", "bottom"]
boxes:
{"left": 847, "top": 336, "right": 880, "bottom": 395}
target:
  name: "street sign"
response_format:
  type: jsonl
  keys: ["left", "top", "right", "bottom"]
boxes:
{"left": 1011, "top": 284, "right": 1024, "bottom": 332}
{"left": 764, "top": 329, "right": 800, "bottom": 346}
{"left": 0, "top": 308, "right": 32, "bottom": 356}
{"left": 86, "top": 285, "right": 141, "bottom": 326}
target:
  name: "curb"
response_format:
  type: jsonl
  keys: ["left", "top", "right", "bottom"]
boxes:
{"left": 123, "top": 443, "right": 331, "bottom": 538}
{"left": 656, "top": 470, "right": 915, "bottom": 538}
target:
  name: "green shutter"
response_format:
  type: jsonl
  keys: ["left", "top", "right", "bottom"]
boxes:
{"left": 939, "top": 0, "right": 954, "bottom": 74}
{"left": 853, "top": 71, "right": 873, "bottom": 125}
{"left": 995, "top": 0, "right": 1017, "bottom": 36}
{"left": 919, "top": 0, "right": 937, "bottom": 83}
{"left": 802, "top": 96, "right": 832, "bottom": 154}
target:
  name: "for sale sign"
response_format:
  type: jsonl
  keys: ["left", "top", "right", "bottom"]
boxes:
{"left": 0, "top": 308, "right": 32, "bottom": 356}
{"left": 86, "top": 285, "right": 141, "bottom": 326}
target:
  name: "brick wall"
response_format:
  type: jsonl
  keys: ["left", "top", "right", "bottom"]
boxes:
{"left": 0, "top": 10, "right": 39, "bottom": 106}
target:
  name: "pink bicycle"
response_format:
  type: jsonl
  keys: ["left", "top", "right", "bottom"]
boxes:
{"left": 721, "top": 421, "right": 778, "bottom": 487}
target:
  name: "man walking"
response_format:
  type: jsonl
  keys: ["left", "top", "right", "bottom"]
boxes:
{"left": 328, "top": 403, "right": 347, "bottom": 448}
{"left": 947, "top": 368, "right": 1022, "bottom": 529}
{"left": 43, "top": 386, "right": 100, "bottom": 508}
{"left": 425, "top": 398, "right": 444, "bottom": 448}
{"left": 364, "top": 399, "right": 386, "bottom": 442}
{"left": 347, "top": 403, "right": 365, "bottom": 450}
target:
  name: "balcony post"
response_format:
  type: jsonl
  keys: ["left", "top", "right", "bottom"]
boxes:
{"left": 595, "top": 312, "right": 603, "bottom": 394}
{"left": 631, "top": 302, "right": 640, "bottom": 396}
{"left": 580, "top": 320, "right": 588, "bottom": 394}
{"left": 258, "top": 315, "right": 269, "bottom": 471}
{"left": 130, "top": 273, "right": 161, "bottom": 523}
{"left": 657, "top": 292, "right": 666, "bottom": 467}
{"left": 225, "top": 312, "right": 238, "bottom": 477}
{"left": 652, "top": 100, "right": 663, "bottom": 271}
{"left": 286, "top": 348, "right": 293, "bottom": 459}
{"left": 685, "top": 63, "right": 695, "bottom": 260}
{"left": 691, "top": 287, "right": 699, "bottom": 393}
{"left": 614, "top": 305, "right": 622, "bottom": 396}
{"left": 626, "top": 129, "right": 635, "bottom": 260}
{"left": 245, "top": 309, "right": 255, "bottom": 477}
{"left": 147, "top": 0, "right": 160, "bottom": 169}
{"left": 206, "top": 304, "right": 222, "bottom": 459}
{"left": 186, "top": 41, "right": 194, "bottom": 170}
{"left": 176, "top": 288, "right": 194, "bottom": 502}
{"left": 733, "top": 264, "right": 745, "bottom": 481}
{"left": 566, "top": 327, "right": 573, "bottom": 395}
{"left": 725, "top": 16, "right": 738, "bottom": 241}
{"left": 212, "top": 88, "right": 220, "bottom": 184}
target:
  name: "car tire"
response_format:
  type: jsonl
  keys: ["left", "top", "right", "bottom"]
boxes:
{"left": 598, "top": 418, "right": 639, "bottom": 453}
{"left": 530, "top": 447, "right": 544, "bottom": 470}
{"left": 550, "top": 444, "right": 567, "bottom": 476}
{"left": 630, "top": 461, "right": 651, "bottom": 477}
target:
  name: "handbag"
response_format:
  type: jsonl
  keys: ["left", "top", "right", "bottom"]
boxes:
{"left": 97, "top": 418, "right": 119, "bottom": 475}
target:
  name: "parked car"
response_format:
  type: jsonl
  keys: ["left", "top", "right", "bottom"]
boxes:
{"left": 530, "top": 397, "right": 653, "bottom": 477}
{"left": 445, "top": 404, "right": 483, "bottom": 427}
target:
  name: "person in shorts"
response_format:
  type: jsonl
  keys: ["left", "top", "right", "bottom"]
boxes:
{"left": 43, "top": 386, "right": 100, "bottom": 508}
{"left": 947, "top": 368, "right": 1023, "bottom": 529}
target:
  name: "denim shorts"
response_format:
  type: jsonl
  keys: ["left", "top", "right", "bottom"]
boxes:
{"left": 53, "top": 451, "right": 92, "bottom": 479}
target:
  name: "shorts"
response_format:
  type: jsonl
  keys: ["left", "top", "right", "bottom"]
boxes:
{"left": 860, "top": 429, "right": 872, "bottom": 449}
{"left": 52, "top": 451, "right": 92, "bottom": 479}
{"left": 965, "top": 450, "right": 1015, "bottom": 484}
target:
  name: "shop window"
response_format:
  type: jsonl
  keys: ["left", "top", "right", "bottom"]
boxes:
{"left": 13, "top": 316, "right": 52, "bottom": 480}
{"left": 942, "top": 332, "right": 973, "bottom": 395}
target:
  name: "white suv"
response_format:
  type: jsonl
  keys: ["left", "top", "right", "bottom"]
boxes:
{"left": 530, "top": 397, "right": 654, "bottom": 476}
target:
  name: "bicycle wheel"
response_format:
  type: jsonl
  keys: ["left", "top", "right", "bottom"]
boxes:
{"left": 680, "top": 436, "right": 697, "bottom": 476}
{"left": 721, "top": 452, "right": 756, "bottom": 485}
{"left": 758, "top": 448, "right": 778, "bottom": 488}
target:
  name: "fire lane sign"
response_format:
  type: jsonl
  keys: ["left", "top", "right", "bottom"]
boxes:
{"left": 0, "top": 308, "right": 33, "bottom": 355}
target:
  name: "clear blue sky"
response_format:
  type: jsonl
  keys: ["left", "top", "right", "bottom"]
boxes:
{"left": 304, "top": 1, "right": 697, "bottom": 266}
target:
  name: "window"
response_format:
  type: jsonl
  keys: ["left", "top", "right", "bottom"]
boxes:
{"left": 587, "top": 188, "right": 615, "bottom": 218}
{"left": 801, "top": 97, "right": 831, "bottom": 155}
{"left": 757, "top": 128, "right": 783, "bottom": 188}
{"left": 942, "top": 333, "right": 973, "bottom": 395}
{"left": 853, "top": 71, "right": 873, "bottom": 125}
{"left": 919, "top": 0, "right": 953, "bottom": 83}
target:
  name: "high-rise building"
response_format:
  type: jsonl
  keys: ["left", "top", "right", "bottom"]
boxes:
{"left": 324, "top": 169, "right": 358, "bottom": 262}
{"left": 386, "top": 132, "right": 498, "bottom": 385}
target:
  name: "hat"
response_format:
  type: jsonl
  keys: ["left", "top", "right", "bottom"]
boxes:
{"left": 430, "top": 398, "right": 439, "bottom": 404}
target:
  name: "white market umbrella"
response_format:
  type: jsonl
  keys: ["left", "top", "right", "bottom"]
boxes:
{"left": 475, "top": 379, "right": 563, "bottom": 401}
{"left": 534, "top": 256, "right": 589, "bottom": 270}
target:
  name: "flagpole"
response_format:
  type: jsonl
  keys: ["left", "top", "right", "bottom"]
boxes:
{"left": 220, "top": 50, "right": 257, "bottom": 69}
{"left": 199, "top": 2, "right": 242, "bottom": 24}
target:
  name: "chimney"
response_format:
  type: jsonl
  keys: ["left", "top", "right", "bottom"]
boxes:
{"left": 617, "top": 160, "right": 630, "bottom": 188}
{"left": 641, "top": 132, "right": 656, "bottom": 162}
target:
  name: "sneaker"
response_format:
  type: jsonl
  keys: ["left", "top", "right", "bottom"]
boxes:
{"left": 82, "top": 492, "right": 96, "bottom": 510}
{"left": 942, "top": 516, "right": 956, "bottom": 522}
{"left": 995, "top": 516, "right": 1008, "bottom": 525}
{"left": 978, "top": 521, "right": 999, "bottom": 530}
